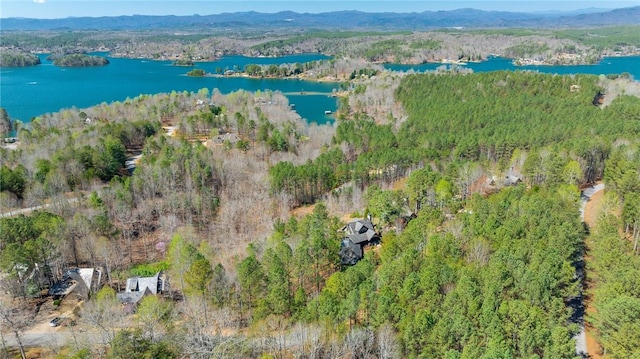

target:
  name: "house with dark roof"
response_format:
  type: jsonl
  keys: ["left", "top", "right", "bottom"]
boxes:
{"left": 339, "top": 219, "right": 380, "bottom": 265}
{"left": 116, "top": 272, "right": 167, "bottom": 311}
{"left": 48, "top": 267, "right": 102, "bottom": 300}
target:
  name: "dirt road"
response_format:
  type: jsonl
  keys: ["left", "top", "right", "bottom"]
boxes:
{"left": 575, "top": 183, "right": 605, "bottom": 358}
{"left": 574, "top": 183, "right": 604, "bottom": 357}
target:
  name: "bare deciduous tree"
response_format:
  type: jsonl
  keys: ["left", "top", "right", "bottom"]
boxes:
{"left": 344, "top": 327, "right": 376, "bottom": 359}
{"left": 81, "top": 288, "right": 123, "bottom": 348}
{"left": 0, "top": 299, "right": 32, "bottom": 359}
{"left": 377, "top": 324, "right": 401, "bottom": 359}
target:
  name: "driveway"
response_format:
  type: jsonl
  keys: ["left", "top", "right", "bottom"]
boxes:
{"left": 574, "top": 183, "right": 605, "bottom": 358}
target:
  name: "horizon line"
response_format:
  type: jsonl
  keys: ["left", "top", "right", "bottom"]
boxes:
{"left": 2, "top": 3, "right": 639, "bottom": 21}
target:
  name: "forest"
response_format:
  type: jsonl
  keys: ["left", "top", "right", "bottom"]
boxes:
{"left": 1, "top": 62, "right": 640, "bottom": 358}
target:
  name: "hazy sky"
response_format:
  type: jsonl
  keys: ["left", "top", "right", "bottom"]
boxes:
{"left": 1, "top": 0, "right": 639, "bottom": 19}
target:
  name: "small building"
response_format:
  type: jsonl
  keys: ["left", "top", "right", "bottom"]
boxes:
{"left": 339, "top": 219, "right": 380, "bottom": 265}
{"left": 116, "top": 272, "right": 167, "bottom": 311}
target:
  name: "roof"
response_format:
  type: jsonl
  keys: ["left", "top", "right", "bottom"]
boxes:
{"left": 78, "top": 268, "right": 95, "bottom": 290}
{"left": 125, "top": 272, "right": 160, "bottom": 294}
{"left": 118, "top": 272, "right": 164, "bottom": 304}
{"left": 49, "top": 267, "right": 97, "bottom": 297}
{"left": 116, "top": 289, "right": 150, "bottom": 304}
{"left": 48, "top": 280, "right": 75, "bottom": 297}
{"left": 339, "top": 239, "right": 363, "bottom": 266}
{"left": 343, "top": 219, "right": 378, "bottom": 244}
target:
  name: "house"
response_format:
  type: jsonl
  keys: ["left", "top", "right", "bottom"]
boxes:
{"left": 116, "top": 272, "right": 167, "bottom": 310}
{"left": 339, "top": 219, "right": 380, "bottom": 265}
{"left": 48, "top": 267, "right": 102, "bottom": 300}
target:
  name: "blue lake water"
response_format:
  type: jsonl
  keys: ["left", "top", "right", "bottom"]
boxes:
{"left": 385, "top": 55, "right": 640, "bottom": 78}
{"left": 2, "top": 54, "right": 639, "bottom": 126}
{"left": 0, "top": 53, "right": 337, "bottom": 125}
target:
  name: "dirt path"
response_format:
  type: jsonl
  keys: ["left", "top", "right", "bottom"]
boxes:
{"left": 584, "top": 189, "right": 604, "bottom": 228}
{"left": 582, "top": 184, "right": 605, "bottom": 359}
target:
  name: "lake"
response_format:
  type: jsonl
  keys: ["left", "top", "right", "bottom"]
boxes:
{"left": 385, "top": 55, "right": 640, "bottom": 78}
{"left": 2, "top": 54, "right": 640, "bottom": 126}
{"left": 0, "top": 53, "right": 338, "bottom": 125}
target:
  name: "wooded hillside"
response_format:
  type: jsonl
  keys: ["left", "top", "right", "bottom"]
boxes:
{"left": 2, "top": 68, "right": 640, "bottom": 358}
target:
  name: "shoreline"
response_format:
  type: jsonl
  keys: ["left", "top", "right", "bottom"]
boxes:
{"left": 109, "top": 51, "right": 330, "bottom": 62}
{"left": 376, "top": 52, "right": 640, "bottom": 68}
{"left": 187, "top": 72, "right": 343, "bottom": 84}
{"left": 5, "top": 50, "right": 640, "bottom": 70}
{"left": 90, "top": 49, "right": 640, "bottom": 68}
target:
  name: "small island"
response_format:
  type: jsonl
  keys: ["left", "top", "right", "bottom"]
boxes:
{"left": 52, "top": 54, "right": 109, "bottom": 67}
{"left": 186, "top": 68, "right": 206, "bottom": 77}
{"left": 173, "top": 59, "right": 194, "bottom": 66}
{"left": 0, "top": 52, "right": 41, "bottom": 67}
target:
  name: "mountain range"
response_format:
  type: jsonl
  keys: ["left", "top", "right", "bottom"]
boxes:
{"left": 2, "top": 6, "right": 640, "bottom": 31}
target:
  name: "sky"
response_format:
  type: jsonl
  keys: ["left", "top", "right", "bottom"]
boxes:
{"left": 1, "top": 0, "right": 639, "bottom": 19}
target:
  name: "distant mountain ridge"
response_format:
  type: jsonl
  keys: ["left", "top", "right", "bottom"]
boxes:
{"left": 2, "top": 6, "right": 640, "bottom": 31}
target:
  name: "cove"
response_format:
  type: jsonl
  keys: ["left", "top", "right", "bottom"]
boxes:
{"left": 0, "top": 53, "right": 337, "bottom": 125}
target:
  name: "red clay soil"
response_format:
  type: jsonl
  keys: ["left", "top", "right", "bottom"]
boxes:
{"left": 586, "top": 320, "right": 604, "bottom": 358}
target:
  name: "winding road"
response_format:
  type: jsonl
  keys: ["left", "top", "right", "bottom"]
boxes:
{"left": 0, "top": 203, "right": 51, "bottom": 218}
{"left": 1, "top": 195, "right": 83, "bottom": 218}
